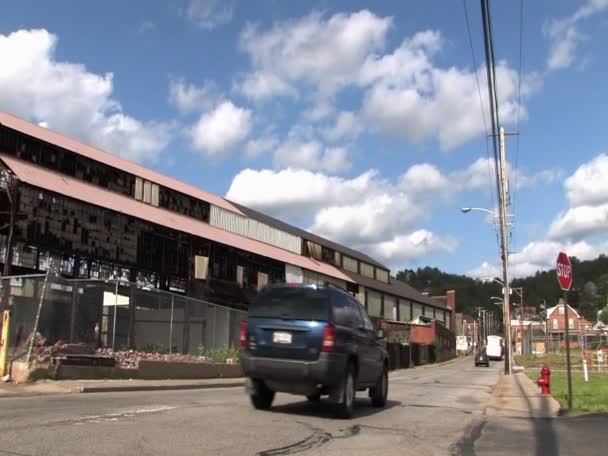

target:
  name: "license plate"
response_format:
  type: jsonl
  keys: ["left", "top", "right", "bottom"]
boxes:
{"left": 273, "top": 332, "right": 292, "bottom": 344}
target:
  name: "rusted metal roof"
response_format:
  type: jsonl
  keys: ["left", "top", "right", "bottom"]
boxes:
{"left": 230, "top": 201, "right": 389, "bottom": 271}
{"left": 0, "top": 154, "right": 355, "bottom": 284}
{"left": 0, "top": 111, "right": 387, "bottom": 272}
{"left": 341, "top": 269, "right": 450, "bottom": 311}
{"left": 0, "top": 112, "right": 244, "bottom": 216}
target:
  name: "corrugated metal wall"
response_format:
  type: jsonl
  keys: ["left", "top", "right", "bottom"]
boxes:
{"left": 302, "top": 269, "right": 346, "bottom": 289}
{"left": 356, "top": 285, "right": 366, "bottom": 306}
{"left": 384, "top": 295, "right": 396, "bottom": 320}
{"left": 342, "top": 255, "right": 358, "bottom": 273}
{"left": 285, "top": 264, "right": 303, "bottom": 283}
{"left": 399, "top": 300, "right": 412, "bottom": 322}
{"left": 360, "top": 262, "right": 374, "bottom": 278}
{"left": 210, "top": 206, "right": 301, "bottom": 254}
{"left": 375, "top": 268, "right": 389, "bottom": 283}
{"left": 412, "top": 303, "right": 423, "bottom": 320}
{"left": 367, "top": 290, "right": 382, "bottom": 317}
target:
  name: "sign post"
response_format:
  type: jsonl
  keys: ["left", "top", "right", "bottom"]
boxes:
{"left": 556, "top": 251, "right": 573, "bottom": 410}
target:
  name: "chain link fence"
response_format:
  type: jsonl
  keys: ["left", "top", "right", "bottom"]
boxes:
{"left": 0, "top": 272, "right": 247, "bottom": 368}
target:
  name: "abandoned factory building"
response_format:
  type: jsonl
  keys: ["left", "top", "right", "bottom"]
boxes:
{"left": 0, "top": 111, "right": 454, "bottom": 330}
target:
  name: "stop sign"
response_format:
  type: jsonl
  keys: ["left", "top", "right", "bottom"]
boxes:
{"left": 556, "top": 251, "right": 573, "bottom": 291}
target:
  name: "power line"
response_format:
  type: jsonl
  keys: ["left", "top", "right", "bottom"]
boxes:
{"left": 462, "top": 0, "right": 497, "bottom": 212}
{"left": 511, "top": 0, "right": 524, "bottom": 252}
{"left": 480, "top": 0, "right": 502, "bottom": 209}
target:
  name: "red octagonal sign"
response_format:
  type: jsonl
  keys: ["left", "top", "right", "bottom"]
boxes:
{"left": 556, "top": 251, "right": 573, "bottom": 291}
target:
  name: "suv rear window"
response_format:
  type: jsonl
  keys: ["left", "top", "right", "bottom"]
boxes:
{"left": 249, "top": 287, "right": 330, "bottom": 321}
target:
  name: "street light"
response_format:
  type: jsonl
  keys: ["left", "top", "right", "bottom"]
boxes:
{"left": 462, "top": 205, "right": 513, "bottom": 375}
{"left": 460, "top": 207, "right": 497, "bottom": 216}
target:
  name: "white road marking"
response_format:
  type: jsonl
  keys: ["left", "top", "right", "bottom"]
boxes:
{"left": 73, "top": 405, "right": 176, "bottom": 425}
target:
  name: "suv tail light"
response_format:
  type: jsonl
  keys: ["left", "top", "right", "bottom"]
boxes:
{"left": 321, "top": 325, "right": 336, "bottom": 352}
{"left": 240, "top": 320, "right": 248, "bottom": 348}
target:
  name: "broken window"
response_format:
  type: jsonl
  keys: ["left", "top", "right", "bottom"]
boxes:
{"left": 321, "top": 246, "right": 336, "bottom": 265}
{"left": 257, "top": 272, "right": 268, "bottom": 289}
{"left": 305, "top": 241, "right": 322, "bottom": 260}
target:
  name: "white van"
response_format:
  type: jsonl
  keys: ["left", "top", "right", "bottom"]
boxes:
{"left": 486, "top": 335, "right": 504, "bottom": 361}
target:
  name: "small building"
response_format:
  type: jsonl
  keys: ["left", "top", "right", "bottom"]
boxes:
{"left": 545, "top": 301, "right": 593, "bottom": 336}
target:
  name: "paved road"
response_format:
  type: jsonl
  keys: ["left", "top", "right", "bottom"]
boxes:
{"left": 0, "top": 357, "right": 499, "bottom": 456}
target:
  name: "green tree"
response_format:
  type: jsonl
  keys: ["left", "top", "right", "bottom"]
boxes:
{"left": 599, "top": 307, "right": 608, "bottom": 325}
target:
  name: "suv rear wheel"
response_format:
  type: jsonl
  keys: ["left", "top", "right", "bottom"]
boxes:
{"left": 370, "top": 365, "right": 388, "bottom": 408}
{"left": 249, "top": 379, "right": 275, "bottom": 410}
{"left": 306, "top": 393, "right": 321, "bottom": 402}
{"left": 335, "top": 363, "right": 356, "bottom": 419}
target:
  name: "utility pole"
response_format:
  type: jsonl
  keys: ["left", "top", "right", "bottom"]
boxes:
{"left": 477, "top": 307, "right": 483, "bottom": 350}
{"left": 499, "top": 127, "right": 512, "bottom": 375}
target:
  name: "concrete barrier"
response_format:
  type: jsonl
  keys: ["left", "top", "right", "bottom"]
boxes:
{"left": 217, "top": 363, "right": 242, "bottom": 378}
{"left": 8, "top": 359, "right": 244, "bottom": 382}
{"left": 54, "top": 365, "right": 136, "bottom": 380}
{"left": 137, "top": 360, "right": 219, "bottom": 380}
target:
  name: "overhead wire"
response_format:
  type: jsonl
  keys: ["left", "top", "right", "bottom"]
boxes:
{"left": 480, "top": 0, "right": 502, "bottom": 218}
{"left": 480, "top": 0, "right": 505, "bottom": 261}
{"left": 510, "top": 0, "right": 524, "bottom": 252}
{"left": 462, "top": 0, "right": 497, "bottom": 212}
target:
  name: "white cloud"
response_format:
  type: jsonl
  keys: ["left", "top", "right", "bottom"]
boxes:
{"left": 227, "top": 155, "right": 557, "bottom": 266}
{"left": 468, "top": 239, "right": 608, "bottom": 279}
{"left": 226, "top": 165, "right": 454, "bottom": 266}
{"left": 169, "top": 78, "right": 218, "bottom": 114}
{"left": 372, "top": 230, "right": 458, "bottom": 264}
{"left": 322, "top": 111, "right": 361, "bottom": 142}
{"left": 398, "top": 163, "right": 450, "bottom": 196}
{"left": 564, "top": 153, "right": 608, "bottom": 207}
{"left": 187, "top": 0, "right": 235, "bottom": 30}
{"left": 237, "top": 10, "right": 392, "bottom": 99}
{"left": 360, "top": 44, "right": 525, "bottom": 150}
{"left": 452, "top": 157, "right": 560, "bottom": 194}
{"left": 546, "top": 153, "right": 608, "bottom": 241}
{"left": 244, "top": 134, "right": 279, "bottom": 159}
{"left": 189, "top": 101, "right": 252, "bottom": 157}
{"left": 225, "top": 168, "right": 379, "bottom": 218}
{"left": 137, "top": 20, "right": 156, "bottom": 34}
{"left": 548, "top": 204, "right": 608, "bottom": 241}
{"left": 273, "top": 141, "right": 351, "bottom": 173}
{"left": 303, "top": 99, "right": 335, "bottom": 122}
{"left": 236, "top": 11, "right": 530, "bottom": 149}
{"left": 547, "top": 26, "right": 583, "bottom": 71}
{"left": 545, "top": 0, "right": 608, "bottom": 71}
{"left": 0, "top": 29, "right": 172, "bottom": 163}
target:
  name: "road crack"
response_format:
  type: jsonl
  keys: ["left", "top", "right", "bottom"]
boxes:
{"left": 256, "top": 423, "right": 360, "bottom": 455}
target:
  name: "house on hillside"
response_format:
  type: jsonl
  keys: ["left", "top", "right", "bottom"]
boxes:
{"left": 545, "top": 301, "right": 593, "bottom": 336}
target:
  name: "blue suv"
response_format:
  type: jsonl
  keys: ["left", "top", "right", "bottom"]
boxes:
{"left": 240, "top": 283, "right": 389, "bottom": 418}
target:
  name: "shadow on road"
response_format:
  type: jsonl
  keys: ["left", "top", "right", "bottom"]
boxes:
{"left": 269, "top": 398, "right": 401, "bottom": 420}
{"left": 514, "top": 374, "right": 559, "bottom": 456}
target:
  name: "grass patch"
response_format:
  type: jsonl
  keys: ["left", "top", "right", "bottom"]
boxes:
{"left": 516, "top": 353, "right": 583, "bottom": 369}
{"left": 527, "top": 371, "right": 608, "bottom": 415}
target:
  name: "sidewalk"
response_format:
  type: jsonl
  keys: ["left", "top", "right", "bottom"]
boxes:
{"left": 0, "top": 377, "right": 245, "bottom": 396}
{"left": 485, "top": 371, "right": 561, "bottom": 418}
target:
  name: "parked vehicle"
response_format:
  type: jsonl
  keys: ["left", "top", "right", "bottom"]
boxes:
{"left": 240, "top": 283, "right": 389, "bottom": 419}
{"left": 486, "top": 335, "right": 504, "bottom": 361}
{"left": 474, "top": 349, "right": 490, "bottom": 367}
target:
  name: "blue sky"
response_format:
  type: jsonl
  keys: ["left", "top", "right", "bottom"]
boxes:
{"left": 1, "top": 0, "right": 608, "bottom": 278}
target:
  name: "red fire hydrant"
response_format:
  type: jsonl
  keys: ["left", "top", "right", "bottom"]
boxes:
{"left": 537, "top": 365, "right": 551, "bottom": 395}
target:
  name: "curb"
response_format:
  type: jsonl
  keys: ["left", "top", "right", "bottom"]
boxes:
{"left": 414, "top": 357, "right": 460, "bottom": 369}
{"left": 516, "top": 371, "right": 561, "bottom": 417}
{"left": 79, "top": 379, "right": 245, "bottom": 394}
